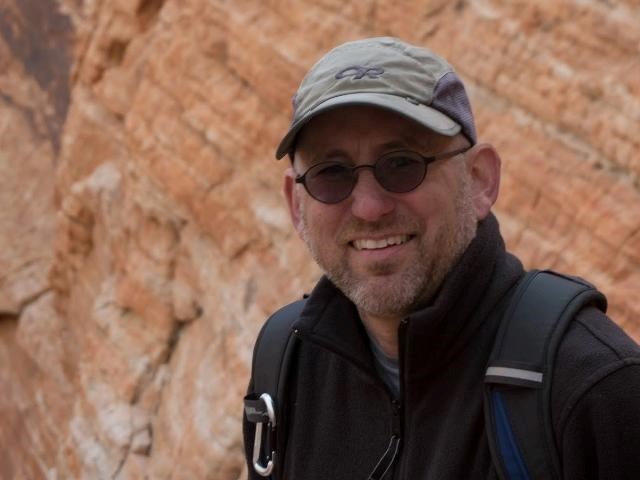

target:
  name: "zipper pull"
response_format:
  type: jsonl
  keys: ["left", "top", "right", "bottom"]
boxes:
{"left": 367, "top": 435, "right": 400, "bottom": 480}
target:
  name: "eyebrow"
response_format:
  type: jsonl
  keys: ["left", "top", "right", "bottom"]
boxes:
{"left": 302, "top": 134, "right": 439, "bottom": 166}
{"left": 391, "top": 130, "right": 453, "bottom": 149}
{"left": 377, "top": 139, "right": 416, "bottom": 151}
{"left": 306, "top": 149, "right": 351, "bottom": 165}
{"left": 319, "top": 139, "right": 419, "bottom": 159}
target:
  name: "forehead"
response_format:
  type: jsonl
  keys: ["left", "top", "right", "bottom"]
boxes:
{"left": 295, "top": 106, "right": 453, "bottom": 156}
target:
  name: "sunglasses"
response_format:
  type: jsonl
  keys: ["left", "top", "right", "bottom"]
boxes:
{"left": 294, "top": 146, "right": 472, "bottom": 204}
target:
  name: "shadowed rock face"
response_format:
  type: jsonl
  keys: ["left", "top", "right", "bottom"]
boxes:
{"left": 0, "top": 4, "right": 73, "bottom": 478}
{"left": 0, "top": 0, "right": 72, "bottom": 152}
{"left": 1, "top": 0, "right": 639, "bottom": 478}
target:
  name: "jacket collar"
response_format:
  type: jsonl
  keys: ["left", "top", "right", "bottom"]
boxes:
{"left": 293, "top": 214, "right": 524, "bottom": 378}
{"left": 402, "top": 213, "right": 523, "bottom": 379}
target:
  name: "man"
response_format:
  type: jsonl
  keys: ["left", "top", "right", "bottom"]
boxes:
{"left": 243, "top": 37, "right": 640, "bottom": 479}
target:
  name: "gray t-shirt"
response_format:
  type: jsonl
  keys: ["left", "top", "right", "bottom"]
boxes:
{"left": 366, "top": 330, "right": 400, "bottom": 398}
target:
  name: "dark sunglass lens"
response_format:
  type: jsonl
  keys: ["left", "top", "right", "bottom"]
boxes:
{"left": 306, "top": 163, "right": 355, "bottom": 203}
{"left": 376, "top": 153, "right": 426, "bottom": 193}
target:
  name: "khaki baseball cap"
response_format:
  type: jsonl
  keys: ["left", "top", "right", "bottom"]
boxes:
{"left": 275, "top": 37, "right": 477, "bottom": 159}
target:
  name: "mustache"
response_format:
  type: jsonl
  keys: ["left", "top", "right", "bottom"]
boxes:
{"left": 336, "top": 215, "right": 422, "bottom": 241}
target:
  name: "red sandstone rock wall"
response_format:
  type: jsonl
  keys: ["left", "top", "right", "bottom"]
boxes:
{"left": 1, "top": 0, "right": 638, "bottom": 478}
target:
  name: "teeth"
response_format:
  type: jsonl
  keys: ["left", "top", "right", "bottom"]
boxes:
{"left": 353, "top": 235, "right": 410, "bottom": 250}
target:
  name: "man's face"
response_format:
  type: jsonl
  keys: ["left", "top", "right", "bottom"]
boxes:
{"left": 284, "top": 106, "right": 488, "bottom": 320}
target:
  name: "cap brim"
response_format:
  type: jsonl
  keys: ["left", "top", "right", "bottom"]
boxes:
{"left": 275, "top": 92, "right": 462, "bottom": 159}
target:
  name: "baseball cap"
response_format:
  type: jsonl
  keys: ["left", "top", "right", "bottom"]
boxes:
{"left": 275, "top": 37, "right": 477, "bottom": 159}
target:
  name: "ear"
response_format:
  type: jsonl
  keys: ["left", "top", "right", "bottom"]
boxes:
{"left": 283, "top": 167, "right": 304, "bottom": 236}
{"left": 465, "top": 143, "right": 501, "bottom": 220}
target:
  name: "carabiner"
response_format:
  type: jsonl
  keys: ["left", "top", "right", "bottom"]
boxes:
{"left": 252, "top": 393, "right": 277, "bottom": 476}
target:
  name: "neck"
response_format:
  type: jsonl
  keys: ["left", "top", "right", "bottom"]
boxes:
{"left": 358, "top": 309, "right": 401, "bottom": 359}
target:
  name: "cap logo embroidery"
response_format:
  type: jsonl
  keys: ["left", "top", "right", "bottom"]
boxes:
{"left": 335, "top": 65, "right": 385, "bottom": 80}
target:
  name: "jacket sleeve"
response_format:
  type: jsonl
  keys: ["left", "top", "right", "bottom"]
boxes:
{"left": 558, "top": 360, "right": 640, "bottom": 479}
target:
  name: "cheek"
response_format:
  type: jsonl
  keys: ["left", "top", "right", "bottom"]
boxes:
{"left": 413, "top": 168, "right": 467, "bottom": 217}
{"left": 306, "top": 204, "right": 339, "bottom": 230}
{"left": 401, "top": 187, "right": 446, "bottom": 222}
{"left": 300, "top": 201, "right": 345, "bottom": 242}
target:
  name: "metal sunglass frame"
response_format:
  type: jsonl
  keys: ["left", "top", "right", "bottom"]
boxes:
{"left": 294, "top": 145, "right": 472, "bottom": 204}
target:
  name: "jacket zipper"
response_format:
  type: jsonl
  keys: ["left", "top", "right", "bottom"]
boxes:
{"left": 369, "top": 317, "right": 409, "bottom": 480}
{"left": 391, "top": 317, "right": 409, "bottom": 480}
{"left": 296, "top": 323, "right": 408, "bottom": 480}
{"left": 367, "top": 397, "right": 402, "bottom": 480}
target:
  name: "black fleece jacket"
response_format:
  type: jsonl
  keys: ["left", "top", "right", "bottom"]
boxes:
{"left": 244, "top": 215, "right": 640, "bottom": 479}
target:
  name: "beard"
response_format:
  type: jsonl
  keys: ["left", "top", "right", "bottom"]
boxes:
{"left": 299, "top": 174, "right": 477, "bottom": 319}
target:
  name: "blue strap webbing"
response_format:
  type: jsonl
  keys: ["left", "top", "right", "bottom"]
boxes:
{"left": 492, "top": 391, "right": 531, "bottom": 480}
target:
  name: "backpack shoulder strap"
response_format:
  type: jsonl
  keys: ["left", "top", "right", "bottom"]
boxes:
{"left": 484, "top": 270, "right": 607, "bottom": 480}
{"left": 244, "top": 298, "right": 306, "bottom": 478}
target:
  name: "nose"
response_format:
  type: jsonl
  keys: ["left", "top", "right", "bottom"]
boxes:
{"left": 348, "top": 169, "right": 395, "bottom": 221}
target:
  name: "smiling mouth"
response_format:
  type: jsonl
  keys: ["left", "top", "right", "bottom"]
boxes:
{"left": 351, "top": 235, "right": 413, "bottom": 251}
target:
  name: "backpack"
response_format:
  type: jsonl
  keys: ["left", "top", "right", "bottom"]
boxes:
{"left": 243, "top": 270, "right": 607, "bottom": 479}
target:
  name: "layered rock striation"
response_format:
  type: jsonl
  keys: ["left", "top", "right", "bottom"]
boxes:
{"left": 1, "top": 0, "right": 639, "bottom": 478}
